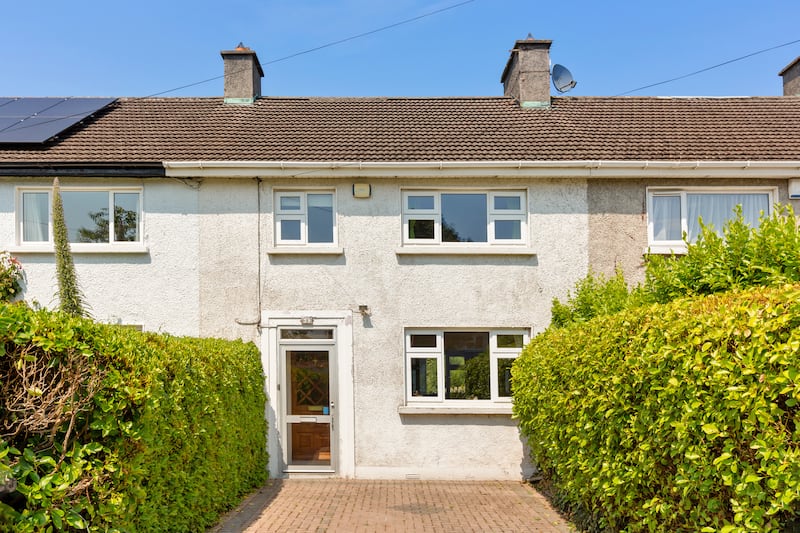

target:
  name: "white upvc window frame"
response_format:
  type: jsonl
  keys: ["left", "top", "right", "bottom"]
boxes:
{"left": 402, "top": 190, "right": 527, "bottom": 246}
{"left": 17, "top": 186, "right": 143, "bottom": 249}
{"left": 404, "top": 328, "right": 529, "bottom": 405}
{"left": 646, "top": 186, "right": 776, "bottom": 254}
{"left": 274, "top": 190, "right": 337, "bottom": 246}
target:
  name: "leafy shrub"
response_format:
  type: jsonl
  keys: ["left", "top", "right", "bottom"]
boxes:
{"left": 0, "top": 305, "right": 267, "bottom": 532}
{"left": 644, "top": 205, "right": 800, "bottom": 303}
{"left": 550, "top": 268, "right": 636, "bottom": 328}
{"left": 0, "top": 252, "right": 24, "bottom": 303}
{"left": 514, "top": 285, "right": 800, "bottom": 531}
{"left": 552, "top": 205, "right": 800, "bottom": 327}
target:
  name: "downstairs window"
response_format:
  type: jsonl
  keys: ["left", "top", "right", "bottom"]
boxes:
{"left": 405, "top": 329, "right": 528, "bottom": 404}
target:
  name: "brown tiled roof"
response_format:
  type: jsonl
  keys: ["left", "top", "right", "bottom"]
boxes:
{"left": 1, "top": 96, "right": 799, "bottom": 164}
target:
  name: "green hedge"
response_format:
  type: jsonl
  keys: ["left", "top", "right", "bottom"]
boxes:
{"left": 0, "top": 304, "right": 267, "bottom": 532}
{"left": 513, "top": 285, "right": 800, "bottom": 532}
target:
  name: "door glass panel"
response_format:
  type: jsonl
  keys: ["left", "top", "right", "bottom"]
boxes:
{"left": 288, "top": 350, "right": 329, "bottom": 415}
{"left": 290, "top": 422, "right": 331, "bottom": 465}
{"left": 281, "top": 329, "right": 334, "bottom": 340}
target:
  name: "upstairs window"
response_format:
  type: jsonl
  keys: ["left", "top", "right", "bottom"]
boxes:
{"left": 19, "top": 188, "right": 141, "bottom": 245}
{"left": 648, "top": 188, "right": 773, "bottom": 248}
{"left": 405, "top": 329, "right": 528, "bottom": 404}
{"left": 402, "top": 191, "right": 526, "bottom": 245}
{"left": 275, "top": 191, "right": 336, "bottom": 245}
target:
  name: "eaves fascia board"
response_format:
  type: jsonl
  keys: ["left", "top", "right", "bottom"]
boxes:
{"left": 163, "top": 160, "right": 800, "bottom": 179}
{"left": 0, "top": 163, "right": 165, "bottom": 178}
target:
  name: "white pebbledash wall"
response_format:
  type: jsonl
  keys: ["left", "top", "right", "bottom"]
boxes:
{"left": 1, "top": 174, "right": 591, "bottom": 480}
{"left": 0, "top": 178, "right": 201, "bottom": 335}
{"left": 250, "top": 176, "right": 590, "bottom": 479}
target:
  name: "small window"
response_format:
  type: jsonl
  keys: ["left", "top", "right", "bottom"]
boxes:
{"left": 648, "top": 188, "right": 773, "bottom": 248}
{"left": 402, "top": 191, "right": 526, "bottom": 245}
{"left": 405, "top": 329, "right": 528, "bottom": 403}
{"left": 275, "top": 191, "right": 336, "bottom": 246}
{"left": 19, "top": 188, "right": 142, "bottom": 246}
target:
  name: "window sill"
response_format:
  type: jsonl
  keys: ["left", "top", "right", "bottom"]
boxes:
{"left": 644, "top": 244, "right": 688, "bottom": 255}
{"left": 398, "top": 404, "right": 513, "bottom": 415}
{"left": 395, "top": 246, "right": 536, "bottom": 256}
{"left": 9, "top": 244, "right": 150, "bottom": 254}
{"left": 267, "top": 246, "right": 344, "bottom": 256}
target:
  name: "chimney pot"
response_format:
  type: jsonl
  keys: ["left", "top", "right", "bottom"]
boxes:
{"left": 779, "top": 56, "right": 800, "bottom": 96}
{"left": 220, "top": 44, "right": 264, "bottom": 104}
{"left": 500, "top": 37, "right": 552, "bottom": 108}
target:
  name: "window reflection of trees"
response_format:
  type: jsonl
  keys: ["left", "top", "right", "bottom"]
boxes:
{"left": 77, "top": 206, "right": 138, "bottom": 243}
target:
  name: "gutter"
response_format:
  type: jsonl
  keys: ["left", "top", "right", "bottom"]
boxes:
{"left": 163, "top": 160, "right": 800, "bottom": 179}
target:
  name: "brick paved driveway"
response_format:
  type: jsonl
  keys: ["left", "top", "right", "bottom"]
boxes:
{"left": 209, "top": 479, "right": 574, "bottom": 532}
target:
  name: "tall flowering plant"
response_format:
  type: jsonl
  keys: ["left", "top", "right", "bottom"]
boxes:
{"left": 0, "top": 251, "right": 24, "bottom": 302}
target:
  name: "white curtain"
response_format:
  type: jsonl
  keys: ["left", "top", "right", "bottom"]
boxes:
{"left": 687, "top": 193, "right": 769, "bottom": 242}
{"left": 652, "top": 195, "right": 681, "bottom": 241}
{"left": 22, "top": 192, "right": 49, "bottom": 242}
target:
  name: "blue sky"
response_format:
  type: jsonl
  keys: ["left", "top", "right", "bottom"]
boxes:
{"left": 1, "top": 1, "right": 798, "bottom": 98}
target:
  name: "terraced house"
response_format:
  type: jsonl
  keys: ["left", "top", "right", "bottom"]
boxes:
{"left": 1, "top": 38, "right": 799, "bottom": 479}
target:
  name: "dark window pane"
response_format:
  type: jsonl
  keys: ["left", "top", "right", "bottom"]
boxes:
{"left": 408, "top": 219, "right": 434, "bottom": 239}
{"left": 410, "top": 334, "right": 437, "bottom": 348}
{"left": 280, "top": 219, "right": 301, "bottom": 241}
{"left": 444, "top": 332, "right": 490, "bottom": 399}
{"left": 407, "top": 195, "right": 434, "bottom": 210}
{"left": 411, "top": 358, "right": 438, "bottom": 397}
{"left": 497, "top": 334, "right": 524, "bottom": 348}
{"left": 308, "top": 194, "right": 334, "bottom": 243}
{"left": 280, "top": 196, "right": 301, "bottom": 210}
{"left": 494, "top": 196, "right": 521, "bottom": 210}
{"left": 497, "top": 358, "right": 514, "bottom": 397}
{"left": 281, "top": 329, "right": 334, "bottom": 340}
{"left": 441, "top": 194, "right": 487, "bottom": 243}
{"left": 113, "top": 193, "right": 139, "bottom": 242}
{"left": 495, "top": 220, "right": 521, "bottom": 240}
{"left": 62, "top": 191, "right": 109, "bottom": 243}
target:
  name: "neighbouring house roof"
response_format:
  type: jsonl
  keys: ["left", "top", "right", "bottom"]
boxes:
{"left": 1, "top": 95, "right": 800, "bottom": 166}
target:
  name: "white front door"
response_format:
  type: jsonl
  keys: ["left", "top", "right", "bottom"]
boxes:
{"left": 262, "top": 312, "right": 354, "bottom": 478}
{"left": 283, "top": 344, "right": 336, "bottom": 471}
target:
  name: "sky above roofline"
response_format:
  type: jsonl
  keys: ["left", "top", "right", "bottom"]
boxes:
{"left": 1, "top": 1, "right": 799, "bottom": 99}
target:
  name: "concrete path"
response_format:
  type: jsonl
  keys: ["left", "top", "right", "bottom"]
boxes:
{"left": 209, "top": 479, "right": 574, "bottom": 532}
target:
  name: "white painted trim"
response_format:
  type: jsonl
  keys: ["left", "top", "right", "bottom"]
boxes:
{"left": 164, "top": 159, "right": 800, "bottom": 179}
{"left": 396, "top": 246, "right": 536, "bottom": 256}
{"left": 266, "top": 247, "right": 344, "bottom": 256}
{"left": 261, "top": 310, "right": 355, "bottom": 479}
{"left": 397, "top": 405, "right": 513, "bottom": 415}
{"left": 646, "top": 185, "right": 778, "bottom": 249}
{"left": 9, "top": 244, "right": 150, "bottom": 254}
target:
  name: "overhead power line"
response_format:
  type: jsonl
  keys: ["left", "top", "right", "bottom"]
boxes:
{"left": 147, "top": 0, "right": 475, "bottom": 97}
{"left": 617, "top": 37, "right": 800, "bottom": 96}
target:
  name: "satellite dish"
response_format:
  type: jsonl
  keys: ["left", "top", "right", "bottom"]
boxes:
{"left": 552, "top": 64, "right": 577, "bottom": 93}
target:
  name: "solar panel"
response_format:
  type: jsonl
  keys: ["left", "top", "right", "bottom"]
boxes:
{"left": 0, "top": 97, "right": 116, "bottom": 144}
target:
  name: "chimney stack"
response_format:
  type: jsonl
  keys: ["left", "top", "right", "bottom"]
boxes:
{"left": 779, "top": 57, "right": 800, "bottom": 96}
{"left": 501, "top": 36, "right": 552, "bottom": 107}
{"left": 220, "top": 43, "right": 264, "bottom": 104}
